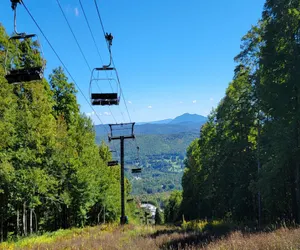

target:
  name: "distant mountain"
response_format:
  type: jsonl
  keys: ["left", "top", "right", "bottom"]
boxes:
{"left": 150, "top": 119, "right": 173, "bottom": 124}
{"left": 94, "top": 113, "right": 208, "bottom": 195}
{"left": 136, "top": 118, "right": 172, "bottom": 125}
{"left": 170, "top": 113, "right": 208, "bottom": 124}
{"left": 94, "top": 113, "right": 207, "bottom": 136}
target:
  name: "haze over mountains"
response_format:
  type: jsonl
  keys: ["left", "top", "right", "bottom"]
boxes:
{"left": 95, "top": 113, "right": 208, "bottom": 136}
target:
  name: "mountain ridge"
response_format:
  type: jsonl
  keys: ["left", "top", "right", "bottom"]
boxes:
{"left": 136, "top": 113, "right": 206, "bottom": 125}
{"left": 94, "top": 113, "right": 208, "bottom": 135}
{"left": 94, "top": 113, "right": 208, "bottom": 194}
{"left": 169, "top": 113, "right": 207, "bottom": 124}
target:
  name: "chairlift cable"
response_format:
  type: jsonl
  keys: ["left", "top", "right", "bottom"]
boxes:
{"left": 93, "top": 1, "right": 142, "bottom": 166}
{"left": 57, "top": 0, "right": 119, "bottom": 124}
{"left": 93, "top": 0, "right": 132, "bottom": 124}
{"left": 78, "top": 0, "right": 104, "bottom": 67}
{"left": 21, "top": 1, "right": 118, "bottom": 154}
{"left": 79, "top": 0, "right": 115, "bottom": 94}
{"left": 93, "top": 0, "right": 107, "bottom": 39}
{"left": 56, "top": 0, "right": 92, "bottom": 72}
{"left": 82, "top": 0, "right": 127, "bottom": 123}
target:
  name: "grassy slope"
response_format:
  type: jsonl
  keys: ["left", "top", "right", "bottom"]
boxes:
{"left": 2, "top": 224, "right": 300, "bottom": 250}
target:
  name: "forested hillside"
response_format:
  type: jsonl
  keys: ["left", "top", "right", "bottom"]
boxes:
{"left": 0, "top": 24, "right": 130, "bottom": 241}
{"left": 97, "top": 130, "right": 202, "bottom": 194}
{"left": 179, "top": 0, "right": 300, "bottom": 225}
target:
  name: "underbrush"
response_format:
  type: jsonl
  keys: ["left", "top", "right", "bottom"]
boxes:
{"left": 0, "top": 223, "right": 117, "bottom": 250}
{"left": 181, "top": 219, "right": 234, "bottom": 235}
{"left": 205, "top": 227, "right": 300, "bottom": 250}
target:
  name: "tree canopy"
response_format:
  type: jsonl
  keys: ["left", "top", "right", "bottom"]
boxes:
{"left": 0, "top": 23, "right": 131, "bottom": 241}
{"left": 181, "top": 0, "right": 300, "bottom": 225}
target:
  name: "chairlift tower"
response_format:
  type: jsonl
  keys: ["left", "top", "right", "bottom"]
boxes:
{"left": 108, "top": 122, "right": 135, "bottom": 225}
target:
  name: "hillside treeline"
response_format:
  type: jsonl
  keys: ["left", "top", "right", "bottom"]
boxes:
{"left": 179, "top": 0, "right": 300, "bottom": 225}
{"left": 0, "top": 24, "right": 125, "bottom": 241}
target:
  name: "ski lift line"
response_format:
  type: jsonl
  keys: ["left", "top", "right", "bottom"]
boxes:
{"left": 93, "top": 0, "right": 108, "bottom": 42}
{"left": 21, "top": 1, "right": 119, "bottom": 154}
{"left": 78, "top": 0, "right": 126, "bottom": 125}
{"left": 120, "top": 111, "right": 126, "bottom": 123}
{"left": 94, "top": 0, "right": 114, "bottom": 63}
{"left": 57, "top": 0, "right": 121, "bottom": 125}
{"left": 78, "top": 0, "right": 104, "bottom": 67}
{"left": 78, "top": 0, "right": 115, "bottom": 94}
{"left": 129, "top": 139, "right": 140, "bottom": 162}
{"left": 93, "top": 0, "right": 132, "bottom": 124}
{"left": 93, "top": 0, "right": 140, "bottom": 155}
{"left": 113, "top": 67, "right": 132, "bottom": 122}
{"left": 108, "top": 106, "right": 118, "bottom": 124}
{"left": 56, "top": 0, "right": 92, "bottom": 72}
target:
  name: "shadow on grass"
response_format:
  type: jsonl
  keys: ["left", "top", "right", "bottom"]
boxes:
{"left": 160, "top": 232, "right": 212, "bottom": 249}
{"left": 155, "top": 222, "right": 294, "bottom": 249}
{"left": 148, "top": 223, "right": 256, "bottom": 249}
{"left": 149, "top": 227, "right": 184, "bottom": 239}
{"left": 158, "top": 229, "right": 230, "bottom": 250}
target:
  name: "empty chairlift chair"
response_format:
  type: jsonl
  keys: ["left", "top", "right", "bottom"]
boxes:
{"left": 131, "top": 168, "right": 142, "bottom": 174}
{"left": 132, "top": 154, "right": 142, "bottom": 174}
{"left": 5, "top": 34, "right": 45, "bottom": 84}
{"left": 90, "top": 67, "right": 120, "bottom": 106}
{"left": 107, "top": 160, "right": 119, "bottom": 166}
{"left": 5, "top": 1, "right": 45, "bottom": 84}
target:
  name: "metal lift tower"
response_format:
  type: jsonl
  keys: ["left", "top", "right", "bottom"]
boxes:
{"left": 108, "top": 122, "right": 135, "bottom": 225}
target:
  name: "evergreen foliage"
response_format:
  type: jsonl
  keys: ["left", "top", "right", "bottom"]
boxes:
{"left": 0, "top": 24, "right": 127, "bottom": 241}
{"left": 181, "top": 0, "right": 300, "bottom": 225}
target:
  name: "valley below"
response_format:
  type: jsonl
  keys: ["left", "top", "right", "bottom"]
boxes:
{"left": 95, "top": 113, "right": 207, "bottom": 195}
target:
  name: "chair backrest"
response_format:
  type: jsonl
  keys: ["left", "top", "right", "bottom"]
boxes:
{"left": 91, "top": 93, "right": 118, "bottom": 100}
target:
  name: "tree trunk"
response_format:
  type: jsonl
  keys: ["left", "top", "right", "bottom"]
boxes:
{"left": 23, "top": 202, "right": 27, "bottom": 236}
{"left": 294, "top": 109, "right": 300, "bottom": 223}
{"left": 17, "top": 208, "right": 20, "bottom": 236}
{"left": 33, "top": 209, "right": 38, "bottom": 232}
{"left": 296, "top": 164, "right": 300, "bottom": 223}
{"left": 0, "top": 214, "right": 3, "bottom": 243}
{"left": 103, "top": 205, "right": 106, "bottom": 224}
{"left": 97, "top": 207, "right": 103, "bottom": 225}
{"left": 30, "top": 208, "right": 33, "bottom": 235}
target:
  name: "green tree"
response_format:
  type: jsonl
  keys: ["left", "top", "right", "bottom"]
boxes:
{"left": 164, "top": 190, "right": 182, "bottom": 223}
{"left": 155, "top": 207, "right": 162, "bottom": 225}
{"left": 256, "top": 0, "right": 300, "bottom": 223}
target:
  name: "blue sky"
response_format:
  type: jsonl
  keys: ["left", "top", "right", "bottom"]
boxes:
{"left": 0, "top": 0, "right": 265, "bottom": 124}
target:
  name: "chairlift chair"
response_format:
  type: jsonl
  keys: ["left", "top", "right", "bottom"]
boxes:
{"left": 89, "top": 67, "right": 120, "bottom": 106}
{"left": 131, "top": 168, "right": 142, "bottom": 174}
{"left": 107, "top": 160, "right": 119, "bottom": 166}
{"left": 5, "top": 2, "right": 45, "bottom": 84}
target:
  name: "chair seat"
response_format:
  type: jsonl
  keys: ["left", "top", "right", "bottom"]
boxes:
{"left": 91, "top": 93, "right": 120, "bottom": 106}
{"left": 132, "top": 168, "right": 142, "bottom": 173}
{"left": 5, "top": 67, "right": 44, "bottom": 84}
{"left": 107, "top": 161, "right": 119, "bottom": 166}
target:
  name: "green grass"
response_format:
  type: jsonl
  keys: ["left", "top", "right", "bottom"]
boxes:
{"left": 0, "top": 224, "right": 116, "bottom": 250}
{"left": 2, "top": 223, "right": 300, "bottom": 249}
